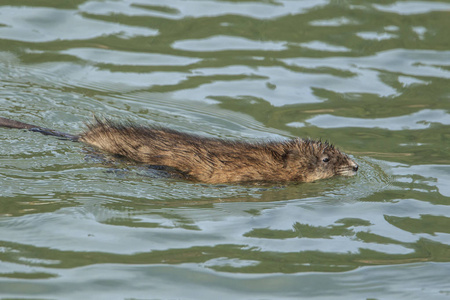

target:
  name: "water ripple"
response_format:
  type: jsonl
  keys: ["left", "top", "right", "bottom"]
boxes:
{"left": 288, "top": 109, "right": 450, "bottom": 130}
{"left": 0, "top": 6, "right": 157, "bottom": 42}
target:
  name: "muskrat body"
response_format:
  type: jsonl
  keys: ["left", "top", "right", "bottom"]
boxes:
{"left": 0, "top": 116, "right": 358, "bottom": 184}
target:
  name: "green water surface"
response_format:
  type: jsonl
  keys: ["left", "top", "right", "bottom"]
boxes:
{"left": 0, "top": 0, "right": 449, "bottom": 299}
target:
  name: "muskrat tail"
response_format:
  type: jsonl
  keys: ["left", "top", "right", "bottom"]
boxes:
{"left": 0, "top": 116, "right": 79, "bottom": 141}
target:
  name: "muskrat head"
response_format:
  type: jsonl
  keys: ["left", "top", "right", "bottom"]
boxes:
{"left": 285, "top": 139, "right": 358, "bottom": 182}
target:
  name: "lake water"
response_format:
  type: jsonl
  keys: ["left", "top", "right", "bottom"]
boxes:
{"left": 0, "top": 0, "right": 449, "bottom": 299}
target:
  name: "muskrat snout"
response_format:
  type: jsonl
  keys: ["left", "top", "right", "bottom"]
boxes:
{"left": 337, "top": 158, "right": 359, "bottom": 177}
{"left": 347, "top": 160, "right": 359, "bottom": 176}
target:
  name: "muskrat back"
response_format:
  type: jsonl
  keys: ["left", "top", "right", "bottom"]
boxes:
{"left": 0, "top": 116, "right": 358, "bottom": 184}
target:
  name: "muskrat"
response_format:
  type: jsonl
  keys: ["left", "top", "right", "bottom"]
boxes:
{"left": 0, "top": 116, "right": 358, "bottom": 184}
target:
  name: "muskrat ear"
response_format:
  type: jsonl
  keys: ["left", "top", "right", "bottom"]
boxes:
{"left": 282, "top": 149, "right": 301, "bottom": 168}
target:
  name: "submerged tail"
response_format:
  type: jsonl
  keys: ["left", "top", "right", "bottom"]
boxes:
{"left": 0, "top": 117, "right": 78, "bottom": 141}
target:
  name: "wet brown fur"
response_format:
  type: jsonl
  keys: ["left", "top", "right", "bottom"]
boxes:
{"left": 79, "top": 119, "right": 358, "bottom": 184}
{"left": 0, "top": 116, "right": 358, "bottom": 184}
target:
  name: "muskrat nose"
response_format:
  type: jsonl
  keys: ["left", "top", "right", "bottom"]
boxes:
{"left": 353, "top": 165, "right": 359, "bottom": 172}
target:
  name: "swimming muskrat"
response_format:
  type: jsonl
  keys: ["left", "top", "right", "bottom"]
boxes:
{"left": 0, "top": 116, "right": 358, "bottom": 184}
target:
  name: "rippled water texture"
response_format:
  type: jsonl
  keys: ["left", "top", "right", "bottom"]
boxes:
{"left": 0, "top": 0, "right": 449, "bottom": 299}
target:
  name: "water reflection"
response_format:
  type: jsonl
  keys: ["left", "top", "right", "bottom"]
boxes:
{"left": 79, "top": 0, "right": 329, "bottom": 19}
{"left": 288, "top": 109, "right": 450, "bottom": 130}
{"left": 61, "top": 48, "right": 201, "bottom": 66}
{"left": 172, "top": 35, "right": 287, "bottom": 51}
{"left": 373, "top": 1, "right": 450, "bottom": 14}
{"left": 0, "top": 6, "right": 157, "bottom": 42}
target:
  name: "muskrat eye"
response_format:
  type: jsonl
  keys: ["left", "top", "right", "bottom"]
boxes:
{"left": 322, "top": 157, "right": 330, "bottom": 163}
